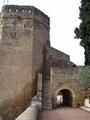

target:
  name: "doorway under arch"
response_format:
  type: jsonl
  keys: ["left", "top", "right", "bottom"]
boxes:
{"left": 57, "top": 89, "right": 73, "bottom": 107}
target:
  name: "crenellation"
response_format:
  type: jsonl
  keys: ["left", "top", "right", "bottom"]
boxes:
{"left": 2, "top": 5, "right": 33, "bottom": 13}
{"left": 1, "top": 5, "right": 49, "bottom": 27}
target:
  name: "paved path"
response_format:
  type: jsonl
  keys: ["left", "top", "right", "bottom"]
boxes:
{"left": 37, "top": 108, "right": 90, "bottom": 120}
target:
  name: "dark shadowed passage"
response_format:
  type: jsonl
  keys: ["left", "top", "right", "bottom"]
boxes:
{"left": 57, "top": 89, "right": 72, "bottom": 107}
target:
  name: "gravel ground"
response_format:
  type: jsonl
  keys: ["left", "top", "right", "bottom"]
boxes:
{"left": 37, "top": 108, "right": 90, "bottom": 120}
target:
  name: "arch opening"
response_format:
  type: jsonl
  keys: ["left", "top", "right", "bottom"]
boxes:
{"left": 57, "top": 89, "right": 73, "bottom": 107}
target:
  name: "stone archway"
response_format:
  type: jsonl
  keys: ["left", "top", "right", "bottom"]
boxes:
{"left": 57, "top": 89, "right": 73, "bottom": 107}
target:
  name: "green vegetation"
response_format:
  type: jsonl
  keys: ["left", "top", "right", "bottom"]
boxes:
{"left": 80, "top": 66, "right": 90, "bottom": 90}
{"left": 74, "top": 0, "right": 90, "bottom": 65}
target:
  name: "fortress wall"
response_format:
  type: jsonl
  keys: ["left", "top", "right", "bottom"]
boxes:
{"left": 46, "top": 46, "right": 72, "bottom": 68}
{"left": 50, "top": 67, "right": 81, "bottom": 91}
{"left": 0, "top": 5, "right": 50, "bottom": 120}
{"left": 47, "top": 47, "right": 70, "bottom": 61}
{"left": 0, "top": 9, "right": 34, "bottom": 120}
{"left": 0, "top": 13, "right": 2, "bottom": 42}
{"left": 31, "top": 13, "right": 50, "bottom": 110}
{"left": 50, "top": 67, "right": 90, "bottom": 107}
{"left": 32, "top": 19, "right": 50, "bottom": 79}
{"left": 2, "top": 5, "right": 49, "bottom": 28}
{"left": 0, "top": 4, "right": 89, "bottom": 120}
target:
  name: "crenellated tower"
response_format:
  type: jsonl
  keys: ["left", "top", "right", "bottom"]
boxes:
{"left": 0, "top": 5, "right": 50, "bottom": 120}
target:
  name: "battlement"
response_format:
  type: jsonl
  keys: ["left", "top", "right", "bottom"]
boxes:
{"left": 1, "top": 5, "right": 49, "bottom": 26}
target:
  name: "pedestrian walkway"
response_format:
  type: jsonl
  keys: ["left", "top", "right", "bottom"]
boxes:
{"left": 37, "top": 108, "right": 90, "bottom": 120}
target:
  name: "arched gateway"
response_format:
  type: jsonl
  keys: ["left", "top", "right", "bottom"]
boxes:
{"left": 50, "top": 67, "right": 90, "bottom": 109}
{"left": 57, "top": 89, "right": 73, "bottom": 107}
{"left": 51, "top": 86, "right": 77, "bottom": 108}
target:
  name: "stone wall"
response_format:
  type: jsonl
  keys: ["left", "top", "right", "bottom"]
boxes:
{"left": 0, "top": 13, "right": 2, "bottom": 42}
{"left": 50, "top": 67, "right": 90, "bottom": 108}
{"left": 32, "top": 14, "right": 50, "bottom": 80}
{"left": 42, "top": 46, "right": 73, "bottom": 110}
{"left": 2, "top": 5, "right": 49, "bottom": 28}
{"left": 0, "top": 6, "right": 34, "bottom": 120}
{"left": 46, "top": 46, "right": 73, "bottom": 68}
{"left": 0, "top": 5, "right": 49, "bottom": 120}
{"left": 0, "top": 4, "right": 89, "bottom": 120}
{"left": 15, "top": 72, "right": 43, "bottom": 120}
{"left": 47, "top": 46, "right": 70, "bottom": 61}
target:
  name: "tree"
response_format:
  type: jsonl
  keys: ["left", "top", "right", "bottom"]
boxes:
{"left": 74, "top": 0, "right": 90, "bottom": 65}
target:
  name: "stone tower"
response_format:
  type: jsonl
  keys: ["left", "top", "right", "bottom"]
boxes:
{"left": 0, "top": 5, "right": 50, "bottom": 120}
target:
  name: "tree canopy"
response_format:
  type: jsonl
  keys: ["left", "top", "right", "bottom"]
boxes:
{"left": 74, "top": 0, "right": 90, "bottom": 65}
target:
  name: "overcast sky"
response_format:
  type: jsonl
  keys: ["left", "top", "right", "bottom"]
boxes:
{"left": 0, "top": 0, "right": 84, "bottom": 65}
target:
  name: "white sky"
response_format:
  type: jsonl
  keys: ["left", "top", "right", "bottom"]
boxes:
{"left": 0, "top": 0, "right": 84, "bottom": 65}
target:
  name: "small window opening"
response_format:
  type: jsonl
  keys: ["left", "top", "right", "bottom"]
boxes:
{"left": 29, "top": 10, "right": 31, "bottom": 13}
{"left": 16, "top": 9, "right": 18, "bottom": 12}
{"left": 22, "top": 10, "right": 24, "bottom": 12}
{"left": 9, "top": 9, "right": 11, "bottom": 12}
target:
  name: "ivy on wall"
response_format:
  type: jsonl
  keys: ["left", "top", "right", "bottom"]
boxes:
{"left": 80, "top": 66, "right": 90, "bottom": 90}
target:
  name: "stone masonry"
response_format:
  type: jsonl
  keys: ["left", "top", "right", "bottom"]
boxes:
{"left": 50, "top": 67, "right": 90, "bottom": 108}
{"left": 0, "top": 5, "right": 89, "bottom": 120}
{"left": 0, "top": 5, "right": 50, "bottom": 120}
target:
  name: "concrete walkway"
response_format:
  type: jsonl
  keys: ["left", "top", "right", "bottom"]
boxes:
{"left": 37, "top": 108, "right": 90, "bottom": 120}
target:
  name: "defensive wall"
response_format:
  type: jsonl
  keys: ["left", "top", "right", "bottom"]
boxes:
{"left": 0, "top": 5, "right": 50, "bottom": 120}
{"left": 50, "top": 66, "right": 90, "bottom": 108}
{"left": 1, "top": 5, "right": 49, "bottom": 27}
{"left": 0, "top": 5, "right": 89, "bottom": 120}
{"left": 46, "top": 46, "right": 73, "bottom": 68}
